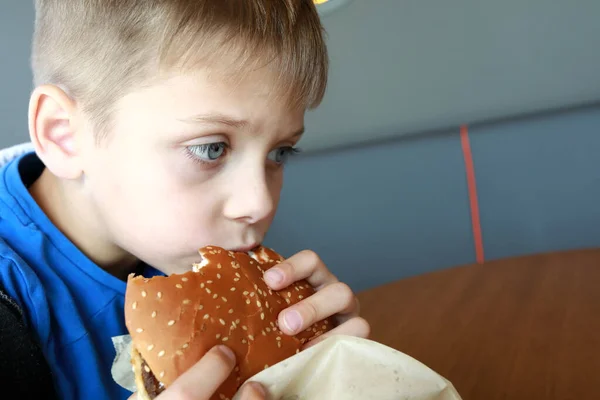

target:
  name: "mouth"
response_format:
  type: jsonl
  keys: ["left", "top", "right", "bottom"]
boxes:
{"left": 230, "top": 243, "right": 261, "bottom": 253}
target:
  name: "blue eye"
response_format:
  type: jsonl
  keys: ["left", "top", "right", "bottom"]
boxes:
{"left": 267, "top": 146, "right": 300, "bottom": 164}
{"left": 188, "top": 143, "right": 227, "bottom": 161}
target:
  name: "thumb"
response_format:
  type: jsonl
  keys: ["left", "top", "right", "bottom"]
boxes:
{"left": 157, "top": 345, "right": 236, "bottom": 399}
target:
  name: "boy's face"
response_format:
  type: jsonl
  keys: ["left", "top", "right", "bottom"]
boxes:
{"left": 77, "top": 68, "right": 305, "bottom": 274}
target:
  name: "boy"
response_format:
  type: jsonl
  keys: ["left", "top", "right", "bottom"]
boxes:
{"left": 0, "top": 1, "right": 370, "bottom": 399}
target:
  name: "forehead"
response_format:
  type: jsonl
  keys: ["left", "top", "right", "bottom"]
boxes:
{"left": 113, "top": 67, "right": 305, "bottom": 135}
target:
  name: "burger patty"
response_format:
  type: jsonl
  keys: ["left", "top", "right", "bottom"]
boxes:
{"left": 141, "top": 358, "right": 166, "bottom": 399}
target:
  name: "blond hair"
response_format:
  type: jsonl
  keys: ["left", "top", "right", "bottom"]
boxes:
{"left": 32, "top": 0, "right": 328, "bottom": 138}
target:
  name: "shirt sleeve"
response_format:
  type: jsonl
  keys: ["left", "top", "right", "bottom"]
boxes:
{"left": 0, "top": 285, "right": 58, "bottom": 399}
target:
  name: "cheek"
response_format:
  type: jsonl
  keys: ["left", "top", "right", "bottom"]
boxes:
{"left": 87, "top": 150, "right": 220, "bottom": 250}
{"left": 268, "top": 169, "right": 284, "bottom": 212}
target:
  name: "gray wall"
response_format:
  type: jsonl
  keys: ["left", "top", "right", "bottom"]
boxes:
{"left": 0, "top": 1, "right": 34, "bottom": 147}
{"left": 266, "top": 105, "right": 600, "bottom": 291}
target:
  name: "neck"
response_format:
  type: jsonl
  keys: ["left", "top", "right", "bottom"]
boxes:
{"left": 29, "top": 169, "right": 139, "bottom": 281}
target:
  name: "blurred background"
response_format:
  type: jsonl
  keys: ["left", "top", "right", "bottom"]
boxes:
{"left": 2, "top": 0, "right": 599, "bottom": 292}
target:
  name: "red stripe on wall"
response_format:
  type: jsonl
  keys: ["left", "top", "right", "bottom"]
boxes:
{"left": 460, "top": 125, "right": 485, "bottom": 264}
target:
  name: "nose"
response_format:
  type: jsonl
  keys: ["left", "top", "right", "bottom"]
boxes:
{"left": 222, "top": 163, "right": 275, "bottom": 224}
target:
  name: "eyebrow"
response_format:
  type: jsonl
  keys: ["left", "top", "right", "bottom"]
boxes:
{"left": 181, "top": 112, "right": 305, "bottom": 138}
{"left": 181, "top": 113, "right": 249, "bottom": 129}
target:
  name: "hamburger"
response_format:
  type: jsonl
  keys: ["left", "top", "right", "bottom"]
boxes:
{"left": 124, "top": 245, "right": 335, "bottom": 400}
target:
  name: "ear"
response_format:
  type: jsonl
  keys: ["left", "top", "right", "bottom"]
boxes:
{"left": 28, "top": 85, "right": 83, "bottom": 180}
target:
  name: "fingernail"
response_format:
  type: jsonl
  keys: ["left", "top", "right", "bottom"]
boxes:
{"left": 264, "top": 268, "right": 284, "bottom": 286}
{"left": 217, "top": 345, "right": 236, "bottom": 363}
{"left": 241, "top": 382, "right": 267, "bottom": 399}
{"left": 283, "top": 310, "right": 303, "bottom": 333}
{"left": 249, "top": 382, "right": 267, "bottom": 396}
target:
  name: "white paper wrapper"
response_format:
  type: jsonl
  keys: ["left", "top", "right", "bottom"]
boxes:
{"left": 112, "top": 334, "right": 462, "bottom": 400}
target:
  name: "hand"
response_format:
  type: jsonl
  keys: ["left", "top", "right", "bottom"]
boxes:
{"left": 128, "top": 346, "right": 267, "bottom": 400}
{"left": 263, "top": 250, "right": 371, "bottom": 348}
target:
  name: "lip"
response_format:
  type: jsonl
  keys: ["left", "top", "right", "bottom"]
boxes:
{"left": 230, "top": 243, "right": 260, "bottom": 253}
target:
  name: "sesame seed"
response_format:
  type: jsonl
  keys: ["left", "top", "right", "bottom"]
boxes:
{"left": 144, "top": 366, "right": 151, "bottom": 373}
{"left": 151, "top": 311, "right": 157, "bottom": 318}
{"left": 222, "top": 337, "right": 229, "bottom": 342}
{"left": 147, "top": 344, "right": 154, "bottom": 351}
{"left": 217, "top": 263, "right": 222, "bottom": 269}
{"left": 242, "top": 326, "right": 248, "bottom": 331}
{"left": 285, "top": 298, "right": 291, "bottom": 304}
{"left": 222, "top": 297, "right": 228, "bottom": 302}
{"left": 201, "top": 283, "right": 205, "bottom": 288}
{"left": 219, "top": 319, "right": 226, "bottom": 325}
{"left": 261, "top": 313, "right": 265, "bottom": 320}
{"left": 246, "top": 299, "right": 251, "bottom": 305}
{"left": 234, "top": 278, "right": 240, "bottom": 282}
{"left": 197, "top": 304, "right": 204, "bottom": 310}
{"left": 230, "top": 287, "right": 236, "bottom": 292}
{"left": 168, "top": 320, "right": 175, "bottom": 326}
{"left": 158, "top": 350, "right": 165, "bottom": 357}
{"left": 264, "top": 364, "right": 269, "bottom": 370}
{"left": 266, "top": 301, "right": 270, "bottom": 308}
{"left": 132, "top": 302, "right": 138, "bottom": 310}
{"left": 182, "top": 343, "right": 189, "bottom": 349}
{"left": 287, "top": 292, "right": 292, "bottom": 298}
{"left": 250, "top": 292, "right": 255, "bottom": 298}
{"left": 235, "top": 273, "right": 241, "bottom": 278}
{"left": 243, "top": 291, "right": 249, "bottom": 296}
{"left": 183, "top": 299, "right": 191, "bottom": 305}
{"left": 256, "top": 300, "right": 262, "bottom": 307}
{"left": 181, "top": 277, "right": 188, "bottom": 282}
{"left": 141, "top": 291, "right": 147, "bottom": 298}
{"left": 248, "top": 335, "right": 255, "bottom": 341}
{"left": 242, "top": 339, "right": 247, "bottom": 344}
{"left": 262, "top": 330, "right": 267, "bottom": 336}
{"left": 216, "top": 334, "right": 221, "bottom": 339}
{"left": 159, "top": 371, "right": 165, "bottom": 378}
{"left": 213, "top": 294, "right": 218, "bottom": 299}
{"left": 296, "top": 349, "right": 300, "bottom": 354}
{"left": 216, "top": 305, "right": 221, "bottom": 309}
{"left": 266, "top": 327, "right": 271, "bottom": 333}
{"left": 207, "top": 280, "right": 213, "bottom": 284}
{"left": 204, "top": 314, "right": 210, "bottom": 320}
{"left": 322, "top": 325, "right": 327, "bottom": 330}
{"left": 176, "top": 350, "right": 183, "bottom": 356}
{"left": 157, "top": 292, "right": 163, "bottom": 299}
{"left": 229, "top": 309, "right": 234, "bottom": 314}
{"left": 277, "top": 342, "right": 281, "bottom": 348}
{"left": 236, "top": 319, "right": 240, "bottom": 324}
{"left": 206, "top": 288, "right": 211, "bottom": 294}
{"left": 175, "top": 284, "right": 183, "bottom": 289}
{"left": 217, "top": 274, "right": 221, "bottom": 279}
{"left": 299, "top": 295, "right": 304, "bottom": 299}
{"left": 136, "top": 328, "right": 144, "bottom": 333}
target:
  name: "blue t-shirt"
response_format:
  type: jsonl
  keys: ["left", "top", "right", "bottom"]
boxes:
{"left": 0, "top": 152, "right": 162, "bottom": 399}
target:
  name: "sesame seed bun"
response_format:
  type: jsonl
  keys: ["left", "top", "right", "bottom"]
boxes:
{"left": 124, "top": 245, "right": 334, "bottom": 400}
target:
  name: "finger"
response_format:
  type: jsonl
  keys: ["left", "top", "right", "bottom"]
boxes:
{"left": 238, "top": 382, "right": 268, "bottom": 400}
{"left": 264, "top": 250, "right": 338, "bottom": 291}
{"left": 156, "top": 345, "right": 236, "bottom": 400}
{"left": 278, "top": 282, "right": 357, "bottom": 335}
{"left": 302, "top": 317, "right": 371, "bottom": 350}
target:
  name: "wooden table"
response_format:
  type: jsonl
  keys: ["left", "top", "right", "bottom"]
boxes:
{"left": 357, "top": 248, "right": 600, "bottom": 400}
